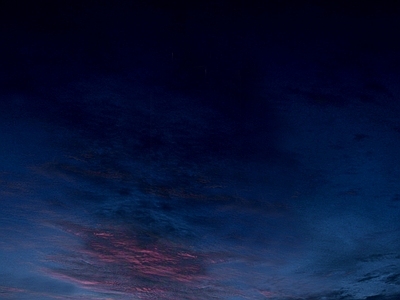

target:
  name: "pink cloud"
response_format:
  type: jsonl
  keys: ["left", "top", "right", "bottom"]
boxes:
{"left": 43, "top": 221, "right": 220, "bottom": 299}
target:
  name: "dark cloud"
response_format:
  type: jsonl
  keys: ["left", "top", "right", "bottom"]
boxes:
{"left": 365, "top": 294, "right": 400, "bottom": 300}
{"left": 386, "top": 273, "right": 400, "bottom": 285}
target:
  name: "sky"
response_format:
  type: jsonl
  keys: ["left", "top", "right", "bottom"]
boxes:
{"left": 1, "top": 1, "right": 400, "bottom": 299}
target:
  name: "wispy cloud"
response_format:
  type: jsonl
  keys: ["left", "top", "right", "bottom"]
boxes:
{"left": 43, "top": 221, "right": 221, "bottom": 299}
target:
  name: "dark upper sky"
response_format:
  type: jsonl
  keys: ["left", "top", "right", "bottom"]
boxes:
{"left": 1, "top": 1, "right": 400, "bottom": 299}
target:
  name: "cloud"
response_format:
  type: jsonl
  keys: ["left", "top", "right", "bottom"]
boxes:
{"left": 43, "top": 221, "right": 242, "bottom": 299}
{"left": 0, "top": 274, "right": 76, "bottom": 299}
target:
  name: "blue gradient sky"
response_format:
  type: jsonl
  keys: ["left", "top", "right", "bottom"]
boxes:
{"left": 1, "top": 1, "right": 400, "bottom": 299}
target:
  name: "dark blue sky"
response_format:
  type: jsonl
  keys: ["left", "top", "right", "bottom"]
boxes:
{"left": 1, "top": 1, "right": 400, "bottom": 299}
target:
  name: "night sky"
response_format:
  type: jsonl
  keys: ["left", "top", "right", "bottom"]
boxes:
{"left": 1, "top": 1, "right": 400, "bottom": 299}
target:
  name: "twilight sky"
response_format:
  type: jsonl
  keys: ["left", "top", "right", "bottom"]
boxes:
{"left": 1, "top": 1, "right": 400, "bottom": 299}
